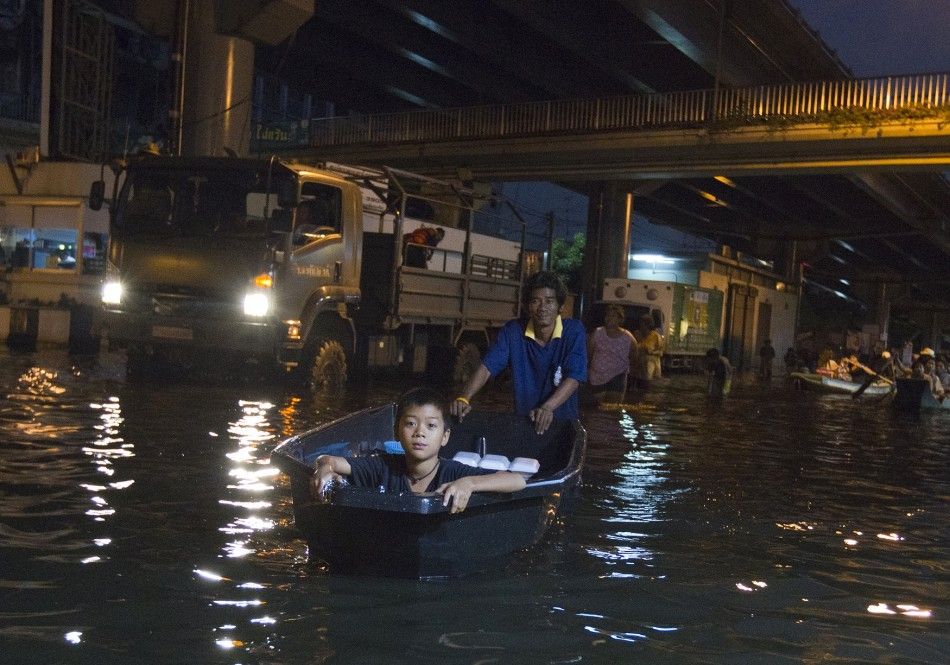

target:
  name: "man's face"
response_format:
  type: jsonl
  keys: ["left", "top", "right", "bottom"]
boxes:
{"left": 527, "top": 287, "right": 559, "bottom": 329}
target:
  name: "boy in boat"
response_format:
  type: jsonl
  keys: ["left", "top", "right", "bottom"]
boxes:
{"left": 310, "top": 387, "right": 525, "bottom": 513}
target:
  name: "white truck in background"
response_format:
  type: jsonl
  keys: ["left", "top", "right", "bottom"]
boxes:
{"left": 599, "top": 278, "right": 725, "bottom": 371}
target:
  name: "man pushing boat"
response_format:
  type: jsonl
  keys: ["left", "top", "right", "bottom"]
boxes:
{"left": 450, "top": 271, "right": 588, "bottom": 434}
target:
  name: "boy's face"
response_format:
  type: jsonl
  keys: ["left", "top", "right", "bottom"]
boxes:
{"left": 397, "top": 403, "right": 450, "bottom": 462}
{"left": 526, "top": 287, "right": 559, "bottom": 329}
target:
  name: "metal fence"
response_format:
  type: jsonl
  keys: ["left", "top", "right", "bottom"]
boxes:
{"left": 304, "top": 73, "right": 949, "bottom": 148}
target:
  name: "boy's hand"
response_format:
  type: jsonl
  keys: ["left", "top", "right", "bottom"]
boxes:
{"left": 437, "top": 477, "right": 476, "bottom": 513}
{"left": 310, "top": 469, "right": 343, "bottom": 500}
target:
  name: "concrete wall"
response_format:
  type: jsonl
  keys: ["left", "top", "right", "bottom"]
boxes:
{"left": 4, "top": 271, "right": 102, "bottom": 305}
{"left": 699, "top": 269, "right": 799, "bottom": 375}
{"left": 0, "top": 160, "right": 115, "bottom": 207}
{"left": 0, "top": 161, "right": 114, "bottom": 308}
{"left": 698, "top": 271, "right": 730, "bottom": 343}
{"left": 761, "top": 288, "right": 798, "bottom": 374}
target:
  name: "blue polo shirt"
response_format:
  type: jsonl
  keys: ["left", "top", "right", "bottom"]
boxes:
{"left": 482, "top": 316, "right": 587, "bottom": 420}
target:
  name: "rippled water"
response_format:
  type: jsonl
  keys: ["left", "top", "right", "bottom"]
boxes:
{"left": 0, "top": 349, "right": 946, "bottom": 664}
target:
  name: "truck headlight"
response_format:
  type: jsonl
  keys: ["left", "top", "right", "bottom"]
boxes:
{"left": 243, "top": 292, "right": 270, "bottom": 317}
{"left": 102, "top": 280, "right": 123, "bottom": 305}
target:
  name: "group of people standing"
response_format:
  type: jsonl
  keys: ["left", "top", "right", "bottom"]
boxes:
{"left": 585, "top": 305, "right": 664, "bottom": 402}
{"left": 586, "top": 302, "right": 734, "bottom": 400}
{"left": 904, "top": 347, "right": 947, "bottom": 400}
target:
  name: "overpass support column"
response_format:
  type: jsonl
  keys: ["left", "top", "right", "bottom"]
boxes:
{"left": 928, "top": 311, "right": 943, "bottom": 351}
{"left": 581, "top": 182, "right": 633, "bottom": 314}
{"left": 864, "top": 279, "right": 891, "bottom": 350}
{"left": 179, "top": 0, "right": 254, "bottom": 156}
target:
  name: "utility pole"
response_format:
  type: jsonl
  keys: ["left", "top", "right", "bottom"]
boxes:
{"left": 545, "top": 212, "right": 555, "bottom": 270}
{"left": 711, "top": 0, "right": 730, "bottom": 127}
{"left": 169, "top": 0, "right": 190, "bottom": 156}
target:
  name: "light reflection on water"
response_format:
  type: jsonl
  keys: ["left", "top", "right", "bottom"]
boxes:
{"left": 0, "top": 350, "right": 946, "bottom": 663}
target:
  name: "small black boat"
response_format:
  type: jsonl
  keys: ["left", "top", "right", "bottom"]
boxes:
{"left": 270, "top": 404, "right": 587, "bottom": 578}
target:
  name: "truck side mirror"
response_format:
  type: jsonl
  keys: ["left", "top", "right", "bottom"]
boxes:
{"left": 270, "top": 208, "right": 293, "bottom": 233}
{"left": 88, "top": 180, "right": 106, "bottom": 210}
{"left": 277, "top": 179, "right": 299, "bottom": 209}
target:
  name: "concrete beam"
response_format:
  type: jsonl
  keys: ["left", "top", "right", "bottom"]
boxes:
{"left": 296, "top": 29, "right": 481, "bottom": 110}
{"left": 282, "top": 121, "right": 950, "bottom": 181}
{"left": 216, "top": 0, "right": 313, "bottom": 46}
{"left": 489, "top": 0, "right": 656, "bottom": 93}
{"left": 312, "top": 0, "right": 539, "bottom": 103}
{"left": 851, "top": 173, "right": 950, "bottom": 258}
{"left": 372, "top": 0, "right": 615, "bottom": 97}
{"left": 616, "top": 0, "right": 847, "bottom": 85}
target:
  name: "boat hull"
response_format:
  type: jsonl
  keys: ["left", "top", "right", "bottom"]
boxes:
{"left": 790, "top": 372, "right": 892, "bottom": 396}
{"left": 272, "top": 406, "right": 586, "bottom": 577}
{"left": 289, "top": 492, "right": 563, "bottom": 578}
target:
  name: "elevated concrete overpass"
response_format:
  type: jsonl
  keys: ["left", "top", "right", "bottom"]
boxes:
{"left": 277, "top": 75, "right": 950, "bottom": 180}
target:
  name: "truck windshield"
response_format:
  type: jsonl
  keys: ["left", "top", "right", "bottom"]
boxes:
{"left": 114, "top": 168, "right": 287, "bottom": 238}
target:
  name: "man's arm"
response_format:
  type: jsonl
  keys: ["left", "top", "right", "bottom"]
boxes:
{"left": 450, "top": 364, "right": 492, "bottom": 419}
{"left": 452, "top": 324, "right": 514, "bottom": 418}
{"left": 529, "top": 319, "right": 587, "bottom": 432}
{"left": 530, "top": 377, "right": 580, "bottom": 434}
{"left": 436, "top": 471, "right": 527, "bottom": 513}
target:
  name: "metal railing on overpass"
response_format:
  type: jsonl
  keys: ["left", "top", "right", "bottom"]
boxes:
{"left": 292, "top": 73, "right": 949, "bottom": 149}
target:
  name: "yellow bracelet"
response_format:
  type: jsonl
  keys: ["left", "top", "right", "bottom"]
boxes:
{"left": 454, "top": 396, "right": 470, "bottom": 405}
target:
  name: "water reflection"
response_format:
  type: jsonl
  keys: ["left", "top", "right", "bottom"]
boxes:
{"left": 195, "top": 398, "right": 286, "bottom": 656}
{"left": 0, "top": 351, "right": 946, "bottom": 663}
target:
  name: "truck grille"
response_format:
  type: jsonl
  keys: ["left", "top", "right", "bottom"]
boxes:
{"left": 150, "top": 292, "right": 235, "bottom": 318}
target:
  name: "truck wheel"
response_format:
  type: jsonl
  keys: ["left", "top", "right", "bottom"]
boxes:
{"left": 453, "top": 342, "right": 482, "bottom": 386}
{"left": 296, "top": 316, "right": 352, "bottom": 390}
{"left": 312, "top": 339, "right": 347, "bottom": 392}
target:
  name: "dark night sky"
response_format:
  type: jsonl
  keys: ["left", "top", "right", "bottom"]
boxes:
{"left": 789, "top": 0, "right": 950, "bottom": 76}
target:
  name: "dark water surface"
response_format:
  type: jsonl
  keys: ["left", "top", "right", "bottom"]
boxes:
{"left": 0, "top": 349, "right": 946, "bottom": 664}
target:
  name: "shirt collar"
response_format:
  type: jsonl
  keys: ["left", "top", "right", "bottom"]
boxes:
{"left": 525, "top": 315, "right": 563, "bottom": 341}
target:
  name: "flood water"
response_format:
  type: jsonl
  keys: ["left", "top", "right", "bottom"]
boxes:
{"left": 0, "top": 349, "right": 946, "bottom": 664}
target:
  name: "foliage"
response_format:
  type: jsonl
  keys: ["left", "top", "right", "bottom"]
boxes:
{"left": 550, "top": 232, "right": 586, "bottom": 293}
{"left": 716, "top": 103, "right": 950, "bottom": 135}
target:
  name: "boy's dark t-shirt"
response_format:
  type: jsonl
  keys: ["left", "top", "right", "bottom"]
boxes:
{"left": 347, "top": 453, "right": 496, "bottom": 493}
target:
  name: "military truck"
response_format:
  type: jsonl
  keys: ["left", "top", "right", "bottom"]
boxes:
{"left": 599, "top": 278, "right": 725, "bottom": 371}
{"left": 88, "top": 156, "right": 531, "bottom": 383}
